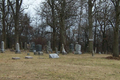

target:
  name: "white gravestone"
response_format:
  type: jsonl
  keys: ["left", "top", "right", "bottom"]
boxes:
{"left": 75, "top": 42, "right": 82, "bottom": 54}
{"left": 49, "top": 54, "right": 59, "bottom": 58}
{"left": 62, "top": 44, "right": 67, "bottom": 54}
{"left": 1, "top": 41, "right": 5, "bottom": 53}
{"left": 16, "top": 43, "right": 21, "bottom": 53}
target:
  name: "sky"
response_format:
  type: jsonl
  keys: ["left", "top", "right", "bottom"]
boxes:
{"left": 22, "top": 0, "right": 45, "bottom": 26}
{"left": 22, "top": 0, "right": 44, "bottom": 17}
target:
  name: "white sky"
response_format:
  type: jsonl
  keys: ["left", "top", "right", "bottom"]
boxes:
{"left": 22, "top": 0, "right": 44, "bottom": 17}
{"left": 22, "top": 0, "right": 45, "bottom": 26}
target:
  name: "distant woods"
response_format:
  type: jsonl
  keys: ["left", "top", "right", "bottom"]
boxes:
{"left": 0, "top": 0, "right": 120, "bottom": 57}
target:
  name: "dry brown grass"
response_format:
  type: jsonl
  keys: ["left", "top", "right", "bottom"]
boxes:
{"left": 0, "top": 50, "right": 120, "bottom": 80}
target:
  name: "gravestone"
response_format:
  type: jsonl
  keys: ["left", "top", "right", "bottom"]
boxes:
{"left": 36, "top": 44, "right": 42, "bottom": 52}
{"left": 16, "top": 43, "right": 21, "bottom": 53}
{"left": 12, "top": 57, "right": 20, "bottom": 60}
{"left": 1, "top": 41, "right": 5, "bottom": 53}
{"left": 29, "top": 42, "right": 35, "bottom": 52}
{"left": 49, "top": 54, "right": 59, "bottom": 58}
{"left": 70, "top": 43, "right": 74, "bottom": 52}
{"left": 25, "top": 56, "right": 33, "bottom": 59}
{"left": 75, "top": 42, "right": 82, "bottom": 54}
{"left": 47, "top": 41, "right": 52, "bottom": 53}
{"left": 62, "top": 44, "right": 67, "bottom": 55}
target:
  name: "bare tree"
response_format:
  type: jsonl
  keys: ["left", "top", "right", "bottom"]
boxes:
{"left": 88, "top": 0, "right": 96, "bottom": 53}
{"left": 8, "top": 0, "right": 23, "bottom": 46}
{"left": 111, "top": 0, "right": 120, "bottom": 57}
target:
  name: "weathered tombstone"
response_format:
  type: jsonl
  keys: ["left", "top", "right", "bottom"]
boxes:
{"left": 25, "top": 56, "right": 33, "bottom": 59}
{"left": 62, "top": 44, "right": 67, "bottom": 55}
{"left": 70, "top": 43, "right": 74, "bottom": 52}
{"left": 1, "top": 41, "right": 5, "bottom": 53}
{"left": 75, "top": 42, "right": 82, "bottom": 54}
{"left": 29, "top": 42, "right": 35, "bottom": 52}
{"left": 12, "top": 57, "right": 20, "bottom": 60}
{"left": 36, "top": 44, "right": 42, "bottom": 52}
{"left": 47, "top": 41, "right": 52, "bottom": 53}
{"left": 16, "top": 43, "right": 21, "bottom": 53}
{"left": 49, "top": 54, "right": 59, "bottom": 58}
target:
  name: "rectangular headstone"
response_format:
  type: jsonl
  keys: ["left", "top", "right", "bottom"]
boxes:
{"left": 49, "top": 54, "right": 59, "bottom": 58}
{"left": 36, "top": 44, "right": 42, "bottom": 52}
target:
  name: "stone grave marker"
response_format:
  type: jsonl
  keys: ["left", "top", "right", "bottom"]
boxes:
{"left": 1, "top": 41, "right": 5, "bottom": 53}
{"left": 62, "top": 44, "right": 67, "bottom": 55}
{"left": 75, "top": 42, "right": 82, "bottom": 54}
{"left": 12, "top": 57, "right": 20, "bottom": 60}
{"left": 16, "top": 43, "right": 21, "bottom": 53}
{"left": 36, "top": 44, "right": 42, "bottom": 52}
{"left": 49, "top": 54, "right": 59, "bottom": 58}
{"left": 47, "top": 41, "right": 52, "bottom": 53}
{"left": 25, "top": 56, "right": 33, "bottom": 59}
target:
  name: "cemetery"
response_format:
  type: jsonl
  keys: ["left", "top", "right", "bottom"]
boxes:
{"left": 0, "top": 0, "right": 120, "bottom": 80}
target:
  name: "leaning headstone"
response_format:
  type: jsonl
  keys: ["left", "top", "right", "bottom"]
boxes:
{"left": 75, "top": 42, "right": 82, "bottom": 54}
{"left": 25, "top": 56, "right": 33, "bottom": 59}
{"left": 49, "top": 54, "right": 59, "bottom": 58}
{"left": 1, "top": 41, "right": 5, "bottom": 53}
{"left": 36, "top": 44, "right": 42, "bottom": 52}
{"left": 12, "top": 57, "right": 20, "bottom": 60}
{"left": 62, "top": 44, "right": 67, "bottom": 55}
{"left": 16, "top": 43, "right": 21, "bottom": 53}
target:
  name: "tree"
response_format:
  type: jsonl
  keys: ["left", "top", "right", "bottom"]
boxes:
{"left": 111, "top": 0, "right": 120, "bottom": 57}
{"left": 88, "top": 0, "right": 96, "bottom": 53}
{"left": 8, "top": 0, "right": 23, "bottom": 46}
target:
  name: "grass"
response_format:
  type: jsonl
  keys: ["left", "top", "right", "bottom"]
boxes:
{"left": 0, "top": 50, "right": 120, "bottom": 80}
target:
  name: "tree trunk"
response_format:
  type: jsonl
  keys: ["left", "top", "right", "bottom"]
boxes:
{"left": 2, "top": 0, "right": 6, "bottom": 48}
{"left": 88, "top": 0, "right": 93, "bottom": 53}
{"left": 112, "top": 1, "right": 119, "bottom": 57}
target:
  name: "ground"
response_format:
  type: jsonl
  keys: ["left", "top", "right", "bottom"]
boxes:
{"left": 0, "top": 50, "right": 120, "bottom": 80}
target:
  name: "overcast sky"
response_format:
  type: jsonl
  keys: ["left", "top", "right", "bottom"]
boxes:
{"left": 22, "top": 0, "right": 44, "bottom": 17}
{"left": 22, "top": 0, "right": 45, "bottom": 26}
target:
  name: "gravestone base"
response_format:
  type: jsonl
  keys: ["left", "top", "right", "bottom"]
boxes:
{"left": 49, "top": 54, "right": 59, "bottom": 58}
{"left": 1, "top": 49, "right": 5, "bottom": 53}
{"left": 12, "top": 57, "right": 20, "bottom": 60}
{"left": 38, "top": 51, "right": 43, "bottom": 55}
{"left": 74, "top": 51, "right": 82, "bottom": 54}
{"left": 25, "top": 56, "right": 33, "bottom": 59}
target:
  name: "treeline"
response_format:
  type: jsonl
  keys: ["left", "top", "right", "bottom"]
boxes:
{"left": 0, "top": 0, "right": 120, "bottom": 57}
